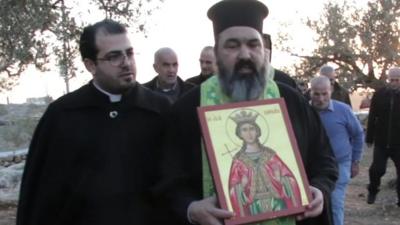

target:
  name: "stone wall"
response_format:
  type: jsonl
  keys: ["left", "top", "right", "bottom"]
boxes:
{"left": 0, "top": 155, "right": 26, "bottom": 168}
{"left": 0, "top": 152, "right": 27, "bottom": 205}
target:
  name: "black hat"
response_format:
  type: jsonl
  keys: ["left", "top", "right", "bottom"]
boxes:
{"left": 207, "top": 0, "right": 269, "bottom": 40}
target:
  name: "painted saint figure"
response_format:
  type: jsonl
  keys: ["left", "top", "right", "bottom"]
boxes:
{"left": 228, "top": 110, "right": 302, "bottom": 217}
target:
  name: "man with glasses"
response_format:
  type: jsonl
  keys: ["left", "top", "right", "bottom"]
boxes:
{"left": 319, "top": 65, "right": 352, "bottom": 107}
{"left": 16, "top": 19, "right": 170, "bottom": 225}
{"left": 366, "top": 67, "right": 400, "bottom": 207}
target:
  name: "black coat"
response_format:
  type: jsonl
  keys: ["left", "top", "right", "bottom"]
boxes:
{"left": 274, "top": 69, "right": 298, "bottom": 90}
{"left": 143, "top": 76, "right": 194, "bottom": 103}
{"left": 186, "top": 74, "right": 213, "bottom": 86}
{"left": 17, "top": 82, "right": 170, "bottom": 225}
{"left": 161, "top": 83, "right": 338, "bottom": 225}
{"left": 186, "top": 70, "right": 297, "bottom": 89}
{"left": 331, "top": 82, "right": 352, "bottom": 107}
{"left": 366, "top": 86, "right": 400, "bottom": 148}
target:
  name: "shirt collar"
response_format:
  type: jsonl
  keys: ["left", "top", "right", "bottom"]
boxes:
{"left": 323, "top": 100, "right": 334, "bottom": 112}
{"left": 156, "top": 76, "right": 178, "bottom": 92}
{"left": 93, "top": 81, "right": 122, "bottom": 102}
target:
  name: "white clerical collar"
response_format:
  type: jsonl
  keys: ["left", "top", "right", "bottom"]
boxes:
{"left": 93, "top": 81, "right": 122, "bottom": 103}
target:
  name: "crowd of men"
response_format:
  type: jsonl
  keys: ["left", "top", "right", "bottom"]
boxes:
{"left": 14, "top": 1, "right": 400, "bottom": 225}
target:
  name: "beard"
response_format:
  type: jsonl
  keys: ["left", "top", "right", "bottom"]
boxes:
{"left": 218, "top": 59, "right": 266, "bottom": 102}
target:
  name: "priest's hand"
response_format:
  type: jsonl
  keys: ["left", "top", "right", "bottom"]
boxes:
{"left": 187, "top": 196, "right": 235, "bottom": 225}
{"left": 296, "top": 186, "right": 323, "bottom": 221}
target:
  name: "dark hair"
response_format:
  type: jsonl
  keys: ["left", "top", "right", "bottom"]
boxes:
{"left": 79, "top": 19, "right": 127, "bottom": 61}
{"left": 235, "top": 121, "right": 262, "bottom": 140}
{"left": 262, "top": 33, "right": 272, "bottom": 60}
{"left": 262, "top": 33, "right": 271, "bottom": 50}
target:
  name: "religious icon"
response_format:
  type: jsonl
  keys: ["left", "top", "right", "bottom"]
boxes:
{"left": 197, "top": 99, "right": 311, "bottom": 225}
{"left": 228, "top": 110, "right": 302, "bottom": 217}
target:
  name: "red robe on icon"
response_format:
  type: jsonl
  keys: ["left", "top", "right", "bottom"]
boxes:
{"left": 229, "top": 145, "right": 302, "bottom": 217}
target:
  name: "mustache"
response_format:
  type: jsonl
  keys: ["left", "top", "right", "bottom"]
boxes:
{"left": 234, "top": 60, "right": 257, "bottom": 74}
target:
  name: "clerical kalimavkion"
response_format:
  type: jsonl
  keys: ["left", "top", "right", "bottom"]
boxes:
{"left": 228, "top": 110, "right": 302, "bottom": 217}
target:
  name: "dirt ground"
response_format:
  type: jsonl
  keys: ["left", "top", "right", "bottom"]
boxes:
{"left": 344, "top": 145, "right": 400, "bottom": 225}
{"left": 1, "top": 145, "right": 399, "bottom": 225}
{"left": 0, "top": 204, "right": 15, "bottom": 225}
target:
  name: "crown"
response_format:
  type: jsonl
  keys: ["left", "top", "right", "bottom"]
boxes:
{"left": 230, "top": 110, "right": 258, "bottom": 124}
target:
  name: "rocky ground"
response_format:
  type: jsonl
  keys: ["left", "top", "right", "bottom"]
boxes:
{"left": 0, "top": 104, "right": 44, "bottom": 225}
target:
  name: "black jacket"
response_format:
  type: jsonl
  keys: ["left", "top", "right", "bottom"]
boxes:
{"left": 274, "top": 69, "right": 298, "bottom": 90}
{"left": 17, "top": 82, "right": 170, "bottom": 225}
{"left": 160, "top": 83, "right": 338, "bottom": 225}
{"left": 186, "top": 70, "right": 298, "bottom": 89}
{"left": 366, "top": 86, "right": 400, "bottom": 148}
{"left": 331, "top": 82, "right": 352, "bottom": 106}
{"left": 186, "top": 74, "right": 214, "bottom": 86}
{"left": 143, "top": 76, "right": 194, "bottom": 103}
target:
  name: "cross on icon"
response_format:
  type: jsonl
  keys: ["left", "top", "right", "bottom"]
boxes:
{"left": 222, "top": 144, "right": 236, "bottom": 158}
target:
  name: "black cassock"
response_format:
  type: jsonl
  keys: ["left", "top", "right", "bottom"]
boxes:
{"left": 161, "top": 83, "right": 338, "bottom": 225}
{"left": 17, "top": 82, "right": 170, "bottom": 225}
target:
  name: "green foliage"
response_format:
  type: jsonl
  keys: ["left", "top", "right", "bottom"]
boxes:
{"left": 93, "top": 0, "right": 163, "bottom": 36}
{"left": 0, "top": 0, "right": 56, "bottom": 92}
{"left": 0, "top": 0, "right": 164, "bottom": 93}
{"left": 53, "top": 0, "right": 81, "bottom": 93}
{"left": 292, "top": 0, "right": 400, "bottom": 91}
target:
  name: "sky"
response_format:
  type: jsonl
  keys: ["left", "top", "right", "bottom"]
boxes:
{"left": 1, "top": 0, "right": 344, "bottom": 104}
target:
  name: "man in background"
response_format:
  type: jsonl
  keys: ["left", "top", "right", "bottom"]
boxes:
{"left": 144, "top": 47, "right": 193, "bottom": 103}
{"left": 298, "top": 80, "right": 309, "bottom": 96}
{"left": 310, "top": 76, "right": 364, "bottom": 225}
{"left": 319, "top": 65, "right": 352, "bottom": 106}
{"left": 186, "top": 46, "right": 218, "bottom": 86}
{"left": 366, "top": 67, "right": 400, "bottom": 207}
